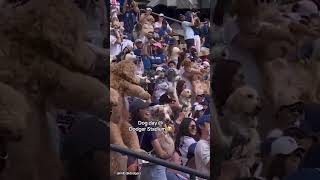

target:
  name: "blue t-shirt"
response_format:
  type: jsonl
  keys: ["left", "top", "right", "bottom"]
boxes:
{"left": 151, "top": 53, "right": 166, "bottom": 66}
{"left": 133, "top": 48, "right": 142, "bottom": 56}
{"left": 201, "top": 25, "right": 210, "bottom": 48}
{"left": 193, "top": 27, "right": 200, "bottom": 36}
{"left": 123, "top": 10, "right": 137, "bottom": 34}
{"left": 159, "top": 27, "right": 170, "bottom": 37}
{"left": 142, "top": 56, "right": 152, "bottom": 70}
{"left": 119, "top": 0, "right": 125, "bottom": 8}
{"left": 182, "top": 21, "right": 194, "bottom": 40}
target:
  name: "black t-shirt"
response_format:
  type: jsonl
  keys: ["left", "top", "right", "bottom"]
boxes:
{"left": 61, "top": 113, "right": 108, "bottom": 180}
{"left": 136, "top": 123, "right": 157, "bottom": 152}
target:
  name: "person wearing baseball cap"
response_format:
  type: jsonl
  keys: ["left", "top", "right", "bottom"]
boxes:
{"left": 154, "top": 13, "right": 173, "bottom": 32}
{"left": 140, "top": 7, "right": 153, "bottom": 24}
{"left": 266, "top": 136, "right": 305, "bottom": 180}
{"left": 151, "top": 42, "right": 167, "bottom": 70}
{"left": 146, "top": 7, "right": 152, "bottom": 12}
{"left": 195, "top": 114, "right": 210, "bottom": 179}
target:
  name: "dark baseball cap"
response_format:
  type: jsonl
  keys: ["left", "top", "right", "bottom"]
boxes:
{"left": 159, "top": 93, "right": 175, "bottom": 105}
{"left": 129, "top": 98, "right": 151, "bottom": 113}
{"left": 197, "top": 114, "right": 210, "bottom": 126}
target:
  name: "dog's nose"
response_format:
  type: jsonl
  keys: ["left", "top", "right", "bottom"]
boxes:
{"left": 255, "top": 105, "right": 262, "bottom": 113}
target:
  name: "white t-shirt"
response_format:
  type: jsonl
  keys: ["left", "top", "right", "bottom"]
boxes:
{"left": 154, "top": 21, "right": 172, "bottom": 32}
{"left": 182, "top": 21, "right": 195, "bottom": 40}
{"left": 179, "top": 136, "right": 197, "bottom": 166}
{"left": 195, "top": 139, "right": 210, "bottom": 179}
{"left": 110, "top": 35, "right": 121, "bottom": 56}
{"left": 121, "top": 39, "right": 134, "bottom": 51}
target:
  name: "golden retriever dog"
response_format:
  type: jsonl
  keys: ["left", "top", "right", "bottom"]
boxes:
{"left": 179, "top": 89, "right": 192, "bottom": 117}
{"left": 220, "top": 86, "right": 262, "bottom": 171}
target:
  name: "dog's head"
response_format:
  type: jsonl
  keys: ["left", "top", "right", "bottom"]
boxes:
{"left": 150, "top": 104, "right": 173, "bottom": 123}
{"left": 226, "top": 86, "right": 262, "bottom": 116}
{"left": 180, "top": 89, "right": 192, "bottom": 99}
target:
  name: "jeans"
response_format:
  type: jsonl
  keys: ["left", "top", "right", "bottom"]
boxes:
{"left": 185, "top": 39, "right": 195, "bottom": 50}
{"left": 140, "top": 164, "right": 167, "bottom": 180}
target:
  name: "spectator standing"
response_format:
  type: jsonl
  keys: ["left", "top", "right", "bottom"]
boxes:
{"left": 129, "top": 99, "right": 172, "bottom": 180}
{"left": 201, "top": 20, "right": 210, "bottom": 49}
{"left": 122, "top": 0, "right": 139, "bottom": 41}
{"left": 181, "top": 13, "right": 195, "bottom": 50}
{"left": 110, "top": 22, "right": 123, "bottom": 57}
{"left": 155, "top": 13, "right": 173, "bottom": 31}
{"left": 193, "top": 17, "right": 202, "bottom": 53}
{"left": 151, "top": 43, "right": 167, "bottom": 70}
{"left": 194, "top": 115, "right": 210, "bottom": 180}
{"left": 140, "top": 7, "right": 153, "bottom": 25}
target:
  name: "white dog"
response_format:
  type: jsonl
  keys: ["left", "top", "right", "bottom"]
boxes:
{"left": 179, "top": 89, "right": 193, "bottom": 117}
{"left": 218, "top": 86, "right": 262, "bottom": 173}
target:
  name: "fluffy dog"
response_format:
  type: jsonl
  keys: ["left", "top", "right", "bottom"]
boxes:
{"left": 149, "top": 104, "right": 173, "bottom": 123}
{"left": 220, "top": 86, "right": 262, "bottom": 171}
{"left": 191, "top": 74, "right": 210, "bottom": 96}
{"left": 149, "top": 104, "right": 175, "bottom": 157}
{"left": 179, "top": 89, "right": 192, "bottom": 117}
{"left": 179, "top": 89, "right": 192, "bottom": 106}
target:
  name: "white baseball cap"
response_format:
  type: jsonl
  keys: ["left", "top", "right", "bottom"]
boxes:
{"left": 271, "top": 136, "right": 303, "bottom": 156}
{"left": 194, "top": 104, "right": 204, "bottom": 111}
{"left": 159, "top": 13, "right": 164, "bottom": 17}
{"left": 297, "top": 0, "right": 319, "bottom": 17}
{"left": 202, "top": 61, "right": 210, "bottom": 67}
{"left": 156, "top": 66, "right": 165, "bottom": 72}
{"left": 146, "top": 7, "right": 152, "bottom": 11}
{"left": 267, "top": 128, "right": 284, "bottom": 139}
{"left": 135, "top": 39, "right": 143, "bottom": 43}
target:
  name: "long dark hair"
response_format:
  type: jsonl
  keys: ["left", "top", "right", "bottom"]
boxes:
{"left": 130, "top": 109, "right": 142, "bottom": 127}
{"left": 175, "top": 118, "right": 196, "bottom": 152}
{"left": 176, "top": 80, "right": 186, "bottom": 96}
{"left": 266, "top": 154, "right": 288, "bottom": 180}
{"left": 212, "top": 59, "right": 242, "bottom": 114}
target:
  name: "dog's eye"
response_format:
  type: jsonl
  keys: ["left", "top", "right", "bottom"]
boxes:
{"left": 247, "top": 94, "right": 253, "bottom": 98}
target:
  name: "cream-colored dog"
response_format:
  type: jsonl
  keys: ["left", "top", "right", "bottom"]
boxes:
{"left": 220, "top": 86, "right": 262, "bottom": 171}
{"left": 179, "top": 89, "right": 192, "bottom": 117}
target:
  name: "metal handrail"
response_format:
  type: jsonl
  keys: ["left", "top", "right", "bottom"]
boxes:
{"left": 110, "top": 144, "right": 210, "bottom": 180}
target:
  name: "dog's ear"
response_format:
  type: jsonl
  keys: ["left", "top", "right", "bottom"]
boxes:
{"left": 225, "top": 90, "right": 241, "bottom": 113}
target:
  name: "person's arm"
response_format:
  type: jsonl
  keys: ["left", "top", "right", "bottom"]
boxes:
{"left": 151, "top": 139, "right": 172, "bottom": 159}
{"left": 140, "top": 13, "right": 145, "bottom": 23}
{"left": 190, "top": 15, "right": 195, "bottom": 26}
{"left": 196, "top": 142, "right": 210, "bottom": 169}
{"left": 217, "top": 160, "right": 241, "bottom": 180}
{"left": 132, "top": 1, "right": 140, "bottom": 14}
{"left": 122, "top": 0, "right": 127, "bottom": 13}
{"left": 167, "top": 24, "right": 173, "bottom": 32}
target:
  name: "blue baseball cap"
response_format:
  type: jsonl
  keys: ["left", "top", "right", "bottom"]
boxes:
{"left": 197, "top": 114, "right": 210, "bottom": 126}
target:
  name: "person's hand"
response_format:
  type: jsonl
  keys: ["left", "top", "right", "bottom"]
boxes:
{"left": 218, "top": 159, "right": 242, "bottom": 180}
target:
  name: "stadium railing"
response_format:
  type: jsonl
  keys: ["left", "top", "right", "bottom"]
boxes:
{"left": 111, "top": 144, "right": 210, "bottom": 180}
